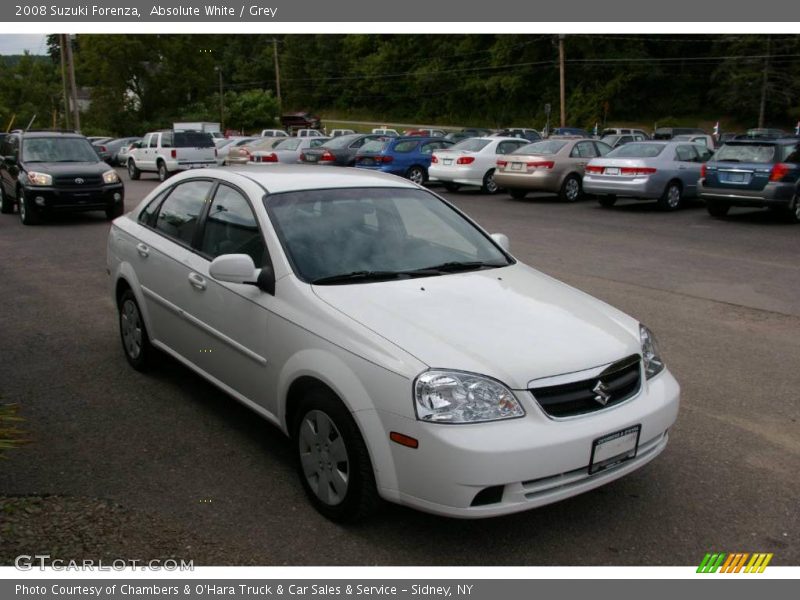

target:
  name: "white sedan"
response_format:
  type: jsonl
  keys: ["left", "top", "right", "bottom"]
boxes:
{"left": 249, "top": 136, "right": 330, "bottom": 164}
{"left": 107, "top": 166, "right": 679, "bottom": 521}
{"left": 428, "top": 137, "right": 530, "bottom": 193}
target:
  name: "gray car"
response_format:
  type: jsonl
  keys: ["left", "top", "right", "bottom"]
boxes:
{"left": 583, "top": 141, "right": 712, "bottom": 210}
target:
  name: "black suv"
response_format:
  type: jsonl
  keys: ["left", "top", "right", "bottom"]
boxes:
{"left": 0, "top": 130, "right": 125, "bottom": 225}
{"left": 698, "top": 138, "right": 800, "bottom": 223}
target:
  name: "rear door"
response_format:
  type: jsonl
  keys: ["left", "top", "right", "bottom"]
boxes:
{"left": 569, "top": 140, "right": 600, "bottom": 173}
{"left": 674, "top": 144, "right": 704, "bottom": 195}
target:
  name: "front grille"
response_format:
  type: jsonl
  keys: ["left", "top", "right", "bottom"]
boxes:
{"left": 530, "top": 354, "right": 642, "bottom": 418}
{"left": 53, "top": 175, "right": 103, "bottom": 187}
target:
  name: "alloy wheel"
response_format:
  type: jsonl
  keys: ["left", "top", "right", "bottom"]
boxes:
{"left": 667, "top": 184, "right": 681, "bottom": 209}
{"left": 565, "top": 178, "right": 580, "bottom": 201}
{"left": 120, "top": 299, "right": 143, "bottom": 360}
{"left": 298, "top": 409, "right": 350, "bottom": 506}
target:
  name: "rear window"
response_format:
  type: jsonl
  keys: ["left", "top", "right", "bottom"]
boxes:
{"left": 361, "top": 140, "right": 388, "bottom": 153}
{"left": 275, "top": 139, "right": 302, "bottom": 151}
{"left": 712, "top": 143, "right": 776, "bottom": 163}
{"left": 174, "top": 132, "right": 214, "bottom": 148}
{"left": 607, "top": 143, "right": 665, "bottom": 158}
{"left": 323, "top": 135, "right": 359, "bottom": 149}
{"left": 451, "top": 139, "right": 490, "bottom": 152}
{"left": 393, "top": 140, "right": 419, "bottom": 153}
{"left": 515, "top": 140, "right": 567, "bottom": 155}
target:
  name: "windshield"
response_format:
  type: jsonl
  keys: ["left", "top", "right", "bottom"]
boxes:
{"left": 515, "top": 140, "right": 567, "bottom": 155}
{"left": 323, "top": 135, "right": 360, "bottom": 149}
{"left": 22, "top": 137, "right": 100, "bottom": 162}
{"left": 266, "top": 188, "right": 510, "bottom": 284}
{"left": 607, "top": 143, "right": 665, "bottom": 158}
{"left": 451, "top": 139, "right": 490, "bottom": 152}
{"left": 713, "top": 143, "right": 776, "bottom": 163}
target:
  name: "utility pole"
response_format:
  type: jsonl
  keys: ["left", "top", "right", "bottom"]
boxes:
{"left": 64, "top": 34, "right": 80, "bottom": 132}
{"left": 558, "top": 34, "right": 566, "bottom": 128}
{"left": 273, "top": 38, "right": 282, "bottom": 112}
{"left": 758, "top": 35, "right": 771, "bottom": 129}
{"left": 216, "top": 67, "right": 224, "bottom": 129}
{"left": 59, "top": 34, "right": 70, "bottom": 129}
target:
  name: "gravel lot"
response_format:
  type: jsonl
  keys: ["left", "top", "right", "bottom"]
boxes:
{"left": 0, "top": 168, "right": 798, "bottom": 565}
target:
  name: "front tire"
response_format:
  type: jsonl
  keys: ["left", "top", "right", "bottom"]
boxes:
{"left": 18, "top": 190, "right": 41, "bottom": 225}
{"left": 481, "top": 169, "right": 499, "bottom": 194}
{"left": 293, "top": 387, "right": 379, "bottom": 523}
{"left": 127, "top": 160, "right": 141, "bottom": 180}
{"left": 119, "top": 290, "right": 152, "bottom": 371}
{"left": 658, "top": 180, "right": 682, "bottom": 211}
{"left": 509, "top": 189, "right": 528, "bottom": 200}
{"left": 106, "top": 201, "right": 124, "bottom": 221}
{"left": 0, "top": 185, "right": 14, "bottom": 214}
{"left": 560, "top": 174, "right": 582, "bottom": 202}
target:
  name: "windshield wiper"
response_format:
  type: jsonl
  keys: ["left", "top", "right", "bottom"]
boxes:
{"left": 311, "top": 270, "right": 437, "bottom": 285}
{"left": 411, "top": 261, "right": 506, "bottom": 273}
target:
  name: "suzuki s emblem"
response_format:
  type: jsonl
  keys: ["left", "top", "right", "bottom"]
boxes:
{"left": 74, "top": 177, "right": 85, "bottom": 184}
{"left": 592, "top": 380, "right": 611, "bottom": 406}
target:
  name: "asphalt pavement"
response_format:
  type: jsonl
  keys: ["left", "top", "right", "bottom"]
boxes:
{"left": 0, "top": 169, "right": 798, "bottom": 565}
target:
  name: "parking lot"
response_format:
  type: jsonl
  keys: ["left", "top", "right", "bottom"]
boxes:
{"left": 1, "top": 168, "right": 798, "bottom": 565}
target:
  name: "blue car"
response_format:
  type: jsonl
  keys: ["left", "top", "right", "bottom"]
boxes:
{"left": 354, "top": 136, "right": 454, "bottom": 184}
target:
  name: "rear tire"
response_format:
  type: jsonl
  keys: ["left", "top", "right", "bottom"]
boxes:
{"left": 127, "top": 160, "right": 141, "bottom": 180}
{"left": 106, "top": 201, "right": 124, "bottom": 221}
{"left": 598, "top": 195, "right": 617, "bottom": 208}
{"left": 706, "top": 200, "right": 730, "bottom": 218}
{"left": 559, "top": 174, "right": 582, "bottom": 202}
{"left": 781, "top": 193, "right": 800, "bottom": 223}
{"left": 509, "top": 189, "right": 528, "bottom": 200}
{"left": 292, "top": 387, "right": 379, "bottom": 523}
{"left": 406, "top": 165, "right": 426, "bottom": 185}
{"left": 481, "top": 169, "right": 499, "bottom": 194}
{"left": 442, "top": 182, "right": 461, "bottom": 192}
{"left": 658, "top": 180, "right": 682, "bottom": 211}
{"left": 119, "top": 289, "right": 152, "bottom": 371}
{"left": 157, "top": 161, "right": 169, "bottom": 182}
{"left": 0, "top": 185, "right": 14, "bottom": 214}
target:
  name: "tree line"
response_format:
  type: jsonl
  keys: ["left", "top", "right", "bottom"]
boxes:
{"left": 1, "top": 34, "right": 798, "bottom": 136}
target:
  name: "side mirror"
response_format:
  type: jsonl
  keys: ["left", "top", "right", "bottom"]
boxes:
{"left": 491, "top": 233, "right": 510, "bottom": 252}
{"left": 209, "top": 254, "right": 275, "bottom": 295}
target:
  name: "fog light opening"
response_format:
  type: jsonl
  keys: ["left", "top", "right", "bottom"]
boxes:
{"left": 113, "top": 193, "right": 122, "bottom": 202}
{"left": 470, "top": 485, "right": 505, "bottom": 507}
{"left": 34, "top": 196, "right": 46, "bottom": 206}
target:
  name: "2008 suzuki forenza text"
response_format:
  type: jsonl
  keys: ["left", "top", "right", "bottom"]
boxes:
{"left": 106, "top": 165, "right": 680, "bottom": 521}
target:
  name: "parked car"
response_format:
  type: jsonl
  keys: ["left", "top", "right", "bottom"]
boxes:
{"left": 445, "top": 128, "right": 492, "bottom": 143}
{"left": 260, "top": 129, "right": 289, "bottom": 138}
{"left": 551, "top": 127, "right": 590, "bottom": 138}
{"left": 371, "top": 128, "right": 400, "bottom": 137}
{"left": 299, "top": 133, "right": 386, "bottom": 166}
{"left": 0, "top": 129, "right": 124, "bottom": 224}
{"left": 493, "top": 138, "right": 612, "bottom": 201}
{"left": 92, "top": 140, "right": 113, "bottom": 164}
{"left": 105, "top": 137, "right": 142, "bottom": 166}
{"left": 222, "top": 137, "right": 269, "bottom": 165}
{"left": 127, "top": 130, "right": 216, "bottom": 182}
{"left": 652, "top": 127, "right": 706, "bottom": 140}
{"left": 214, "top": 137, "right": 254, "bottom": 165}
{"left": 737, "top": 128, "right": 788, "bottom": 140}
{"left": 495, "top": 128, "right": 542, "bottom": 142}
{"left": 354, "top": 136, "right": 454, "bottom": 184}
{"left": 295, "top": 129, "right": 325, "bottom": 138}
{"left": 698, "top": 138, "right": 800, "bottom": 222}
{"left": 329, "top": 129, "right": 356, "bottom": 137}
{"left": 107, "top": 165, "right": 679, "bottom": 521}
{"left": 601, "top": 128, "right": 650, "bottom": 140}
{"left": 405, "top": 128, "right": 447, "bottom": 138}
{"left": 250, "top": 136, "right": 330, "bottom": 164}
{"left": 584, "top": 141, "right": 712, "bottom": 210}
{"left": 87, "top": 135, "right": 113, "bottom": 145}
{"left": 600, "top": 134, "right": 637, "bottom": 150}
{"left": 672, "top": 134, "right": 716, "bottom": 149}
{"left": 429, "top": 137, "right": 529, "bottom": 194}
{"left": 280, "top": 112, "right": 322, "bottom": 133}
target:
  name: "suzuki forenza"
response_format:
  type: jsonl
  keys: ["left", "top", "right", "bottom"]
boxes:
{"left": 107, "top": 165, "right": 679, "bottom": 521}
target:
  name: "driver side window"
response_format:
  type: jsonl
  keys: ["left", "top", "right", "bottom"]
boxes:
{"left": 199, "top": 184, "right": 267, "bottom": 267}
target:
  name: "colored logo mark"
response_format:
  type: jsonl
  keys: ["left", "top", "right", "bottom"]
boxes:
{"left": 697, "top": 552, "right": 773, "bottom": 573}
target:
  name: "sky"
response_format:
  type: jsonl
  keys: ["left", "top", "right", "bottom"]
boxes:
{"left": 0, "top": 34, "right": 48, "bottom": 55}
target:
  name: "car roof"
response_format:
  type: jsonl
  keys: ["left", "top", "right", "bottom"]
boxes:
{"left": 18, "top": 130, "right": 84, "bottom": 139}
{"left": 225, "top": 165, "right": 420, "bottom": 194}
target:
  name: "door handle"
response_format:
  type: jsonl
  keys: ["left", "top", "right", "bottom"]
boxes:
{"left": 188, "top": 272, "right": 207, "bottom": 291}
{"left": 136, "top": 243, "right": 149, "bottom": 258}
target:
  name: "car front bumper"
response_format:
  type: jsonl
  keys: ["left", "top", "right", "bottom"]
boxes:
{"left": 698, "top": 180, "right": 796, "bottom": 207}
{"left": 368, "top": 368, "right": 679, "bottom": 518}
{"left": 583, "top": 175, "right": 664, "bottom": 199}
{"left": 23, "top": 183, "right": 124, "bottom": 212}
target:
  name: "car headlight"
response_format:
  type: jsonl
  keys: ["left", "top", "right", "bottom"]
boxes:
{"left": 640, "top": 324, "right": 665, "bottom": 379}
{"left": 414, "top": 370, "right": 525, "bottom": 424}
{"left": 27, "top": 171, "right": 52, "bottom": 186}
{"left": 103, "top": 170, "right": 120, "bottom": 184}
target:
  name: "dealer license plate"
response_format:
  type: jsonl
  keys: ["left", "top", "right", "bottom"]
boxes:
{"left": 604, "top": 167, "right": 620, "bottom": 175}
{"left": 589, "top": 425, "right": 641, "bottom": 474}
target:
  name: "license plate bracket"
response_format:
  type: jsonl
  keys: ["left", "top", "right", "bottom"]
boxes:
{"left": 589, "top": 424, "right": 641, "bottom": 474}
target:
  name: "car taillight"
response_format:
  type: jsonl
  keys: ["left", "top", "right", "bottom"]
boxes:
{"left": 770, "top": 163, "right": 792, "bottom": 181}
{"left": 620, "top": 167, "right": 657, "bottom": 175}
{"left": 170, "top": 149, "right": 177, "bottom": 159}
{"left": 320, "top": 151, "right": 335, "bottom": 162}
{"left": 496, "top": 160, "right": 508, "bottom": 168}
{"left": 585, "top": 165, "right": 604, "bottom": 174}
{"left": 431, "top": 155, "right": 439, "bottom": 164}
{"left": 700, "top": 164, "right": 707, "bottom": 178}
{"left": 378, "top": 155, "right": 393, "bottom": 164}
{"left": 263, "top": 153, "right": 278, "bottom": 162}
{"left": 299, "top": 152, "right": 306, "bottom": 161}
{"left": 99, "top": 145, "right": 107, "bottom": 152}
{"left": 456, "top": 156, "right": 475, "bottom": 165}
{"left": 527, "top": 161, "right": 554, "bottom": 169}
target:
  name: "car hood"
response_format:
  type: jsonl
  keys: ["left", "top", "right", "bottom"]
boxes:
{"left": 311, "top": 263, "right": 641, "bottom": 389}
{"left": 23, "top": 161, "right": 111, "bottom": 176}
